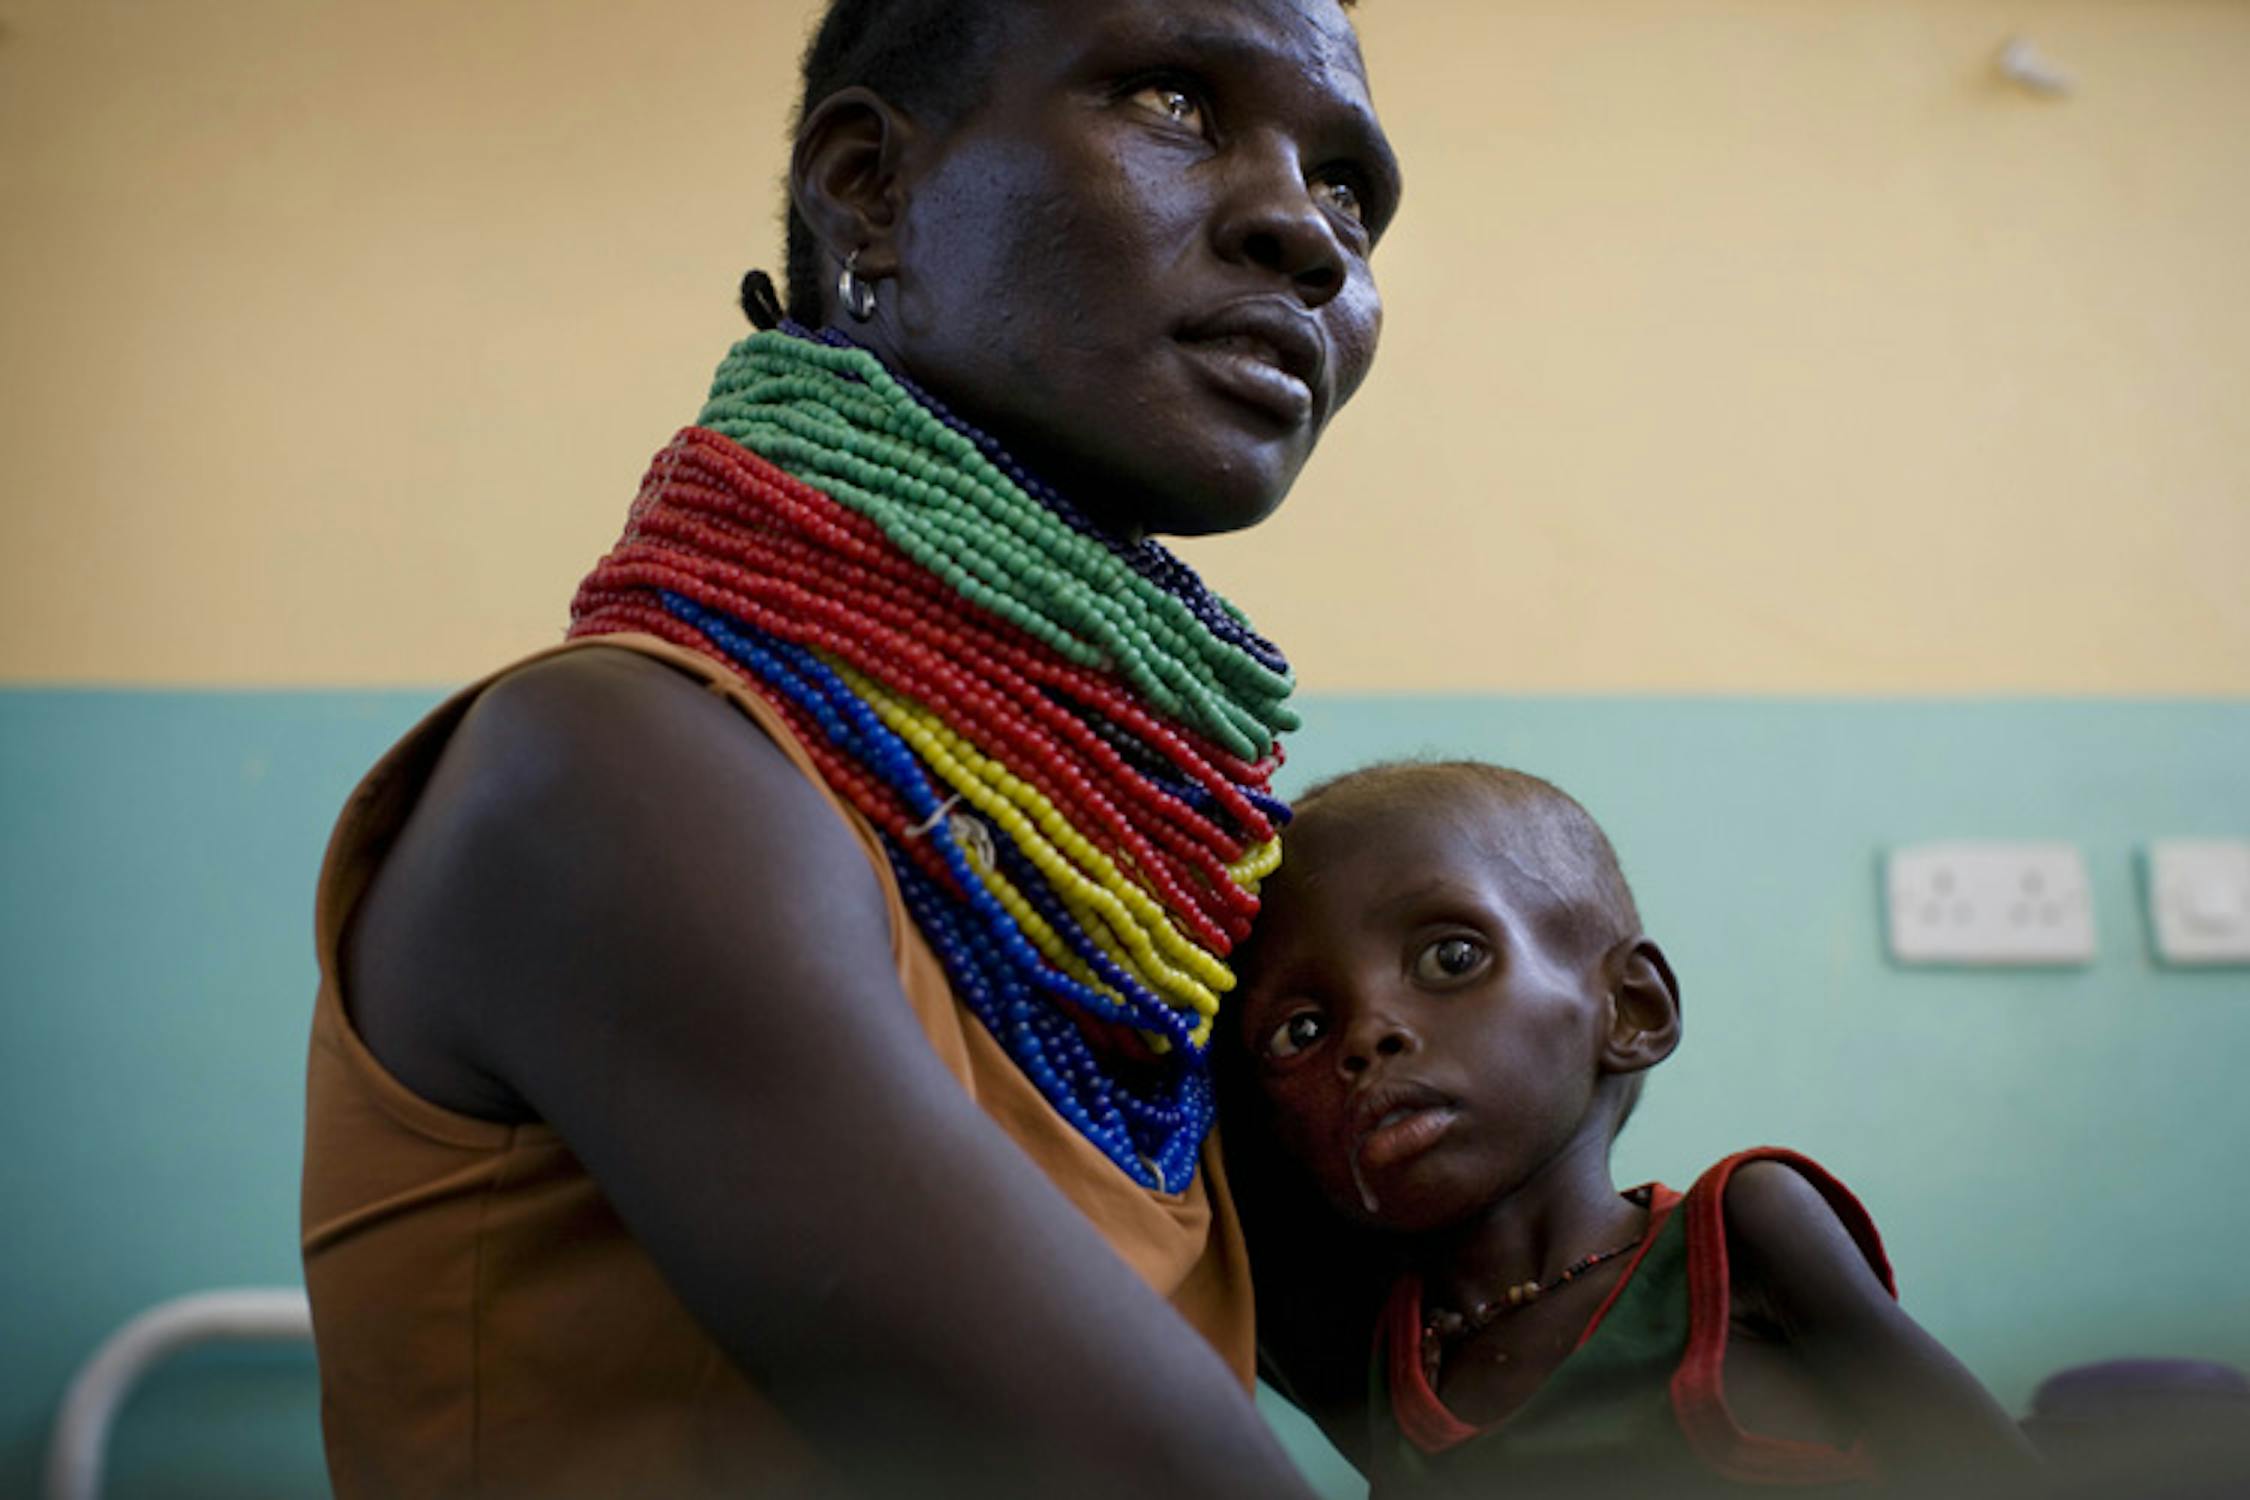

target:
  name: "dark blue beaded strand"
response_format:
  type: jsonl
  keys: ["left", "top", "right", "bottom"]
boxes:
{"left": 663, "top": 592, "right": 1213, "bottom": 1191}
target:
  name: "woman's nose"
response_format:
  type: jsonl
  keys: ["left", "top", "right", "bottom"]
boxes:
{"left": 1211, "top": 135, "right": 1349, "bottom": 308}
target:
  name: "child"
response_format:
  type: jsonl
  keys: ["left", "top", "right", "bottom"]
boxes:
{"left": 1231, "top": 761, "right": 2039, "bottom": 1498}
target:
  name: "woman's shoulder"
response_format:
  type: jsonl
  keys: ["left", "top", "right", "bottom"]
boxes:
{"left": 396, "top": 641, "right": 857, "bottom": 929}
{"left": 457, "top": 638, "right": 776, "bottom": 776}
{"left": 424, "top": 637, "right": 860, "bottom": 870}
{"left": 339, "top": 637, "right": 895, "bottom": 1118}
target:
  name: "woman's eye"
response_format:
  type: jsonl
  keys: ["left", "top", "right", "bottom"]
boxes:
{"left": 1130, "top": 84, "right": 1205, "bottom": 132}
{"left": 1264, "top": 1011, "right": 1326, "bottom": 1059}
{"left": 1412, "top": 937, "right": 1488, "bottom": 984}
{"left": 1316, "top": 176, "right": 1365, "bottom": 225}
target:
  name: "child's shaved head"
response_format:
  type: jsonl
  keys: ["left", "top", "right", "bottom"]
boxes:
{"left": 1292, "top": 761, "right": 1642, "bottom": 956}
{"left": 1283, "top": 761, "right": 1661, "bottom": 1137}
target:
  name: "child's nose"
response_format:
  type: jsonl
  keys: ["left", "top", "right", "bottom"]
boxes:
{"left": 1338, "top": 1011, "right": 1417, "bottom": 1076}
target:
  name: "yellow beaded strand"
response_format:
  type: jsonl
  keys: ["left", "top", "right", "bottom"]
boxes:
{"left": 1228, "top": 837, "right": 1283, "bottom": 889}
{"left": 961, "top": 847, "right": 1123, "bottom": 1007}
{"left": 832, "top": 660, "right": 1232, "bottom": 1018}
{"left": 849, "top": 674, "right": 1228, "bottom": 1015}
{"left": 1050, "top": 886, "right": 1205, "bottom": 1052}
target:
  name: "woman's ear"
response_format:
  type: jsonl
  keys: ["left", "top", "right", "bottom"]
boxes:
{"left": 789, "top": 86, "right": 919, "bottom": 293}
{"left": 1599, "top": 937, "right": 1680, "bottom": 1076}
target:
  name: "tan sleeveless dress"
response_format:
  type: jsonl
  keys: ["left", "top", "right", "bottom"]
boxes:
{"left": 301, "top": 633, "right": 1256, "bottom": 1498}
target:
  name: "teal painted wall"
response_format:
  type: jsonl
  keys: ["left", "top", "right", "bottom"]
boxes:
{"left": 3, "top": 691, "right": 2246, "bottom": 1497}
{"left": 1, "top": 692, "right": 429, "bottom": 1498}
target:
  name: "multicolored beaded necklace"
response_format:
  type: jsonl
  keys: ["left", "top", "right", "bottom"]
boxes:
{"left": 569, "top": 324, "right": 1295, "bottom": 1191}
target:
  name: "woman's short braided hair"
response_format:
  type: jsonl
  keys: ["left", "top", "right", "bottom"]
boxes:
{"left": 782, "top": 0, "right": 1017, "bottom": 323}
{"left": 778, "top": 0, "right": 1362, "bottom": 324}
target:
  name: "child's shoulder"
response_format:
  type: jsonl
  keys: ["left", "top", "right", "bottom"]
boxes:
{"left": 1683, "top": 1148, "right": 1899, "bottom": 1330}
{"left": 1657, "top": 1150, "right": 1901, "bottom": 1475}
{"left": 1670, "top": 1152, "right": 2041, "bottom": 1487}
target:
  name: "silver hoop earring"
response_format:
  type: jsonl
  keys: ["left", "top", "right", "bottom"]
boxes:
{"left": 837, "top": 248, "right": 878, "bottom": 323}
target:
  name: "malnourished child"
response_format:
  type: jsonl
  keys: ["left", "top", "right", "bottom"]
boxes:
{"left": 1233, "top": 762, "right": 2039, "bottom": 1497}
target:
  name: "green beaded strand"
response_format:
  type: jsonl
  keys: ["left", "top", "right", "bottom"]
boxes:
{"left": 697, "top": 332, "right": 1298, "bottom": 759}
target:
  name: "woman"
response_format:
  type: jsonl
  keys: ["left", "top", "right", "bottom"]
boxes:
{"left": 301, "top": 0, "right": 1400, "bottom": 1496}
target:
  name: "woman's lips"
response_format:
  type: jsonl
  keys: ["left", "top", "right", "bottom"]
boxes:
{"left": 1357, "top": 1105, "right": 1459, "bottom": 1171}
{"left": 1177, "top": 336, "right": 1316, "bottom": 426}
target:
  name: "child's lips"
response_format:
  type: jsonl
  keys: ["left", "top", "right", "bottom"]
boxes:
{"left": 1357, "top": 1104, "right": 1460, "bottom": 1171}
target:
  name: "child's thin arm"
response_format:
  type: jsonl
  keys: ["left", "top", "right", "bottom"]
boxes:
{"left": 1723, "top": 1162, "right": 2042, "bottom": 1494}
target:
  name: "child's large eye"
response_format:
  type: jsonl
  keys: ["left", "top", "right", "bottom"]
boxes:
{"left": 1263, "top": 1010, "right": 1326, "bottom": 1059}
{"left": 1412, "top": 936, "right": 1489, "bottom": 984}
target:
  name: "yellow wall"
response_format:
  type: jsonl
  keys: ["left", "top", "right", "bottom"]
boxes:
{"left": 3, "top": 0, "right": 2244, "bottom": 692}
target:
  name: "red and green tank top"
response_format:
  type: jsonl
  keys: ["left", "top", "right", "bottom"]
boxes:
{"left": 1367, "top": 1149, "right": 1896, "bottom": 1498}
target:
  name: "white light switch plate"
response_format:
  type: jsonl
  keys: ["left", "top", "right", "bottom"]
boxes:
{"left": 2146, "top": 839, "right": 2250, "bottom": 966}
{"left": 1886, "top": 842, "right": 2095, "bottom": 966}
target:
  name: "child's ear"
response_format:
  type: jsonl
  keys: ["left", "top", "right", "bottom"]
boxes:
{"left": 1598, "top": 937, "right": 1680, "bottom": 1076}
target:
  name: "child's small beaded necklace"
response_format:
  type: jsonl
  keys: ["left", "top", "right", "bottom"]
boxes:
{"left": 1419, "top": 1236, "right": 1647, "bottom": 1387}
{"left": 570, "top": 325, "right": 1294, "bottom": 1191}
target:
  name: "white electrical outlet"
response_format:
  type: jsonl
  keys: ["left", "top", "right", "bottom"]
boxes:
{"left": 1886, "top": 842, "right": 2095, "bottom": 966}
{"left": 2146, "top": 840, "right": 2250, "bottom": 966}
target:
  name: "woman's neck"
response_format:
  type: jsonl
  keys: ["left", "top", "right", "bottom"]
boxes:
{"left": 825, "top": 320, "right": 1152, "bottom": 544}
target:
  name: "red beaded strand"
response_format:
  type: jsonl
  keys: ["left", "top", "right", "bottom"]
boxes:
{"left": 635, "top": 431, "right": 1279, "bottom": 842}
{"left": 570, "top": 429, "right": 1282, "bottom": 951}
{"left": 630, "top": 443, "right": 1280, "bottom": 848}
{"left": 578, "top": 551, "right": 1240, "bottom": 951}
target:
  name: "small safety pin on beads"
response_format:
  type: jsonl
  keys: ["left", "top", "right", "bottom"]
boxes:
{"left": 904, "top": 793, "right": 964, "bottom": 838}
{"left": 904, "top": 794, "right": 996, "bottom": 872}
{"left": 949, "top": 813, "right": 997, "bottom": 873}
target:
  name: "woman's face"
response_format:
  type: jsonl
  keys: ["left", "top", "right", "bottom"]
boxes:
{"left": 865, "top": 0, "right": 1400, "bottom": 539}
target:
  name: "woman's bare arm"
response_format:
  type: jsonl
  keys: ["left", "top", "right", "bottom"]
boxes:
{"left": 345, "top": 647, "right": 1317, "bottom": 1500}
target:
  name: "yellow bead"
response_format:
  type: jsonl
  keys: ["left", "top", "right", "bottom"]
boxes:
{"left": 844, "top": 666, "right": 1234, "bottom": 997}
{"left": 977, "top": 860, "right": 1116, "bottom": 1001}
{"left": 833, "top": 663, "right": 1230, "bottom": 1014}
{"left": 1228, "top": 838, "right": 1283, "bottom": 886}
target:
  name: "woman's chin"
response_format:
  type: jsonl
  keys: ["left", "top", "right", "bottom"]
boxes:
{"left": 911, "top": 367, "right": 1311, "bottom": 540}
{"left": 1035, "top": 396, "right": 1314, "bottom": 538}
{"left": 1116, "top": 456, "right": 1301, "bottom": 541}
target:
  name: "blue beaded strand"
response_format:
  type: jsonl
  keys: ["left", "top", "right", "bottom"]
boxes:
{"left": 988, "top": 838, "right": 1197, "bottom": 1052}
{"left": 662, "top": 592, "right": 1212, "bottom": 1192}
